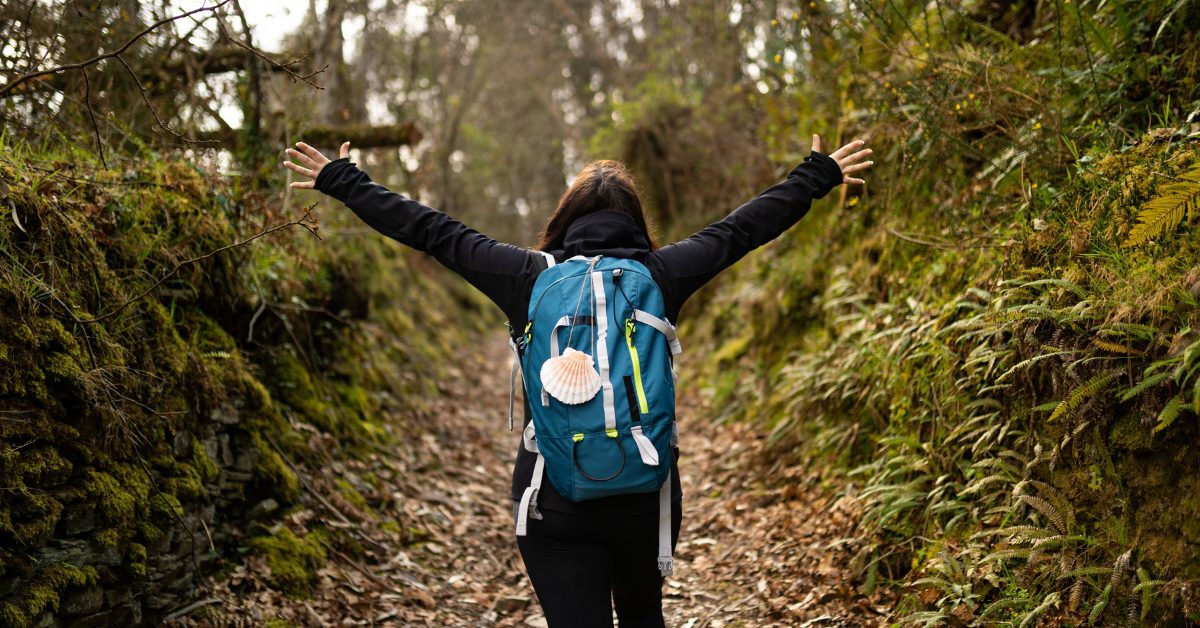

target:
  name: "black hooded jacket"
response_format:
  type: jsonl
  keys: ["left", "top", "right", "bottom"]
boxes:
{"left": 314, "top": 150, "right": 844, "bottom": 515}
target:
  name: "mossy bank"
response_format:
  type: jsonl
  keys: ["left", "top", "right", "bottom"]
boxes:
{"left": 0, "top": 147, "right": 486, "bottom": 626}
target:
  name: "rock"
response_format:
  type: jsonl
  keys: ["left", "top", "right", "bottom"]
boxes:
{"left": 36, "top": 539, "right": 116, "bottom": 566}
{"left": 215, "top": 434, "right": 234, "bottom": 467}
{"left": 210, "top": 404, "right": 241, "bottom": 425}
{"left": 103, "top": 588, "right": 131, "bottom": 608}
{"left": 202, "top": 436, "right": 222, "bottom": 465}
{"left": 0, "top": 576, "right": 21, "bottom": 598}
{"left": 66, "top": 601, "right": 140, "bottom": 628}
{"left": 60, "top": 586, "right": 103, "bottom": 615}
{"left": 173, "top": 430, "right": 192, "bottom": 457}
{"left": 248, "top": 498, "right": 279, "bottom": 521}
{"left": 38, "top": 539, "right": 90, "bottom": 564}
{"left": 144, "top": 592, "right": 179, "bottom": 610}
{"left": 57, "top": 505, "right": 96, "bottom": 537}
{"left": 232, "top": 449, "right": 257, "bottom": 473}
{"left": 493, "top": 595, "right": 531, "bottom": 614}
{"left": 144, "top": 529, "right": 174, "bottom": 555}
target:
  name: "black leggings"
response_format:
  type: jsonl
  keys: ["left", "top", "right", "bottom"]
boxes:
{"left": 516, "top": 503, "right": 683, "bottom": 628}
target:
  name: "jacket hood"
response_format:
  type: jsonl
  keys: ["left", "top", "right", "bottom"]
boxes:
{"left": 560, "top": 210, "right": 652, "bottom": 258}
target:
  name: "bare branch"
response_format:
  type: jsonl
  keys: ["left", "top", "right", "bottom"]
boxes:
{"left": 115, "top": 54, "right": 217, "bottom": 145}
{"left": 195, "top": 122, "right": 423, "bottom": 150}
{"left": 0, "top": 1, "right": 233, "bottom": 98}
{"left": 215, "top": 11, "right": 327, "bottom": 90}
{"left": 80, "top": 68, "right": 106, "bottom": 168}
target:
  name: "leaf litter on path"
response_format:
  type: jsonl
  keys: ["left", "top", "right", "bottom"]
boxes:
{"left": 170, "top": 336, "right": 893, "bottom": 626}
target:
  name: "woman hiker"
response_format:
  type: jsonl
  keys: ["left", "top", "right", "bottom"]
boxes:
{"left": 283, "top": 135, "right": 872, "bottom": 627}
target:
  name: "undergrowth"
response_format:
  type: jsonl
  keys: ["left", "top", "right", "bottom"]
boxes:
{"left": 0, "top": 139, "right": 488, "bottom": 624}
{"left": 590, "top": 0, "right": 1200, "bottom": 624}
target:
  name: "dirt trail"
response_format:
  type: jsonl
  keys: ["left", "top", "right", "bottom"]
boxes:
{"left": 181, "top": 336, "right": 891, "bottom": 626}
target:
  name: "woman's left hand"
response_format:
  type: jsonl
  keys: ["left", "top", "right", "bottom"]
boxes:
{"left": 283, "top": 141, "right": 350, "bottom": 189}
{"left": 812, "top": 134, "right": 873, "bottom": 185}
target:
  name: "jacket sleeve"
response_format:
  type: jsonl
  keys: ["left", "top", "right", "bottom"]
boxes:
{"left": 314, "top": 157, "right": 539, "bottom": 319}
{"left": 650, "top": 150, "right": 843, "bottom": 306}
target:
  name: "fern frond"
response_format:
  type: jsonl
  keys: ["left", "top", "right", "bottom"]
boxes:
{"left": 1019, "top": 278, "right": 1089, "bottom": 300}
{"left": 971, "top": 525, "right": 1055, "bottom": 542}
{"left": 1089, "top": 584, "right": 1113, "bottom": 624}
{"left": 979, "top": 597, "right": 1025, "bottom": 619}
{"left": 1099, "top": 322, "right": 1161, "bottom": 342}
{"left": 1019, "top": 494, "right": 1067, "bottom": 533}
{"left": 1017, "top": 592, "right": 1060, "bottom": 628}
{"left": 1048, "top": 368, "right": 1121, "bottom": 422}
{"left": 1068, "top": 576, "right": 1085, "bottom": 612}
{"left": 1153, "top": 395, "right": 1191, "bottom": 434}
{"left": 1061, "top": 566, "right": 1114, "bottom": 578}
{"left": 1119, "top": 371, "right": 1173, "bottom": 401}
{"left": 997, "top": 349, "right": 1078, "bottom": 383}
{"left": 1030, "top": 534, "right": 1087, "bottom": 551}
{"left": 1123, "top": 163, "right": 1200, "bottom": 248}
{"left": 1131, "top": 579, "right": 1168, "bottom": 594}
{"left": 1110, "top": 549, "right": 1134, "bottom": 592}
{"left": 1092, "top": 338, "right": 1144, "bottom": 355}
{"left": 984, "top": 547, "right": 1033, "bottom": 562}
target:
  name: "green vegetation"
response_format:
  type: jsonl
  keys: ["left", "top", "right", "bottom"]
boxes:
{"left": 585, "top": 0, "right": 1200, "bottom": 624}
{"left": 4, "top": 0, "right": 1200, "bottom": 623}
{"left": 0, "top": 136, "right": 487, "bottom": 624}
{"left": 247, "top": 526, "right": 328, "bottom": 597}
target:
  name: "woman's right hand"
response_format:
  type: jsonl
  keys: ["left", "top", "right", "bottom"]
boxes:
{"left": 812, "top": 134, "right": 873, "bottom": 186}
{"left": 283, "top": 141, "right": 350, "bottom": 189}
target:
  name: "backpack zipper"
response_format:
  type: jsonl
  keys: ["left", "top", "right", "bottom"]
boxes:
{"left": 613, "top": 269, "right": 649, "bottom": 415}
{"left": 624, "top": 318, "right": 649, "bottom": 414}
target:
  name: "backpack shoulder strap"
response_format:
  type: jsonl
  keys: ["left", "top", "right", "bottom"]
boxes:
{"left": 532, "top": 250, "right": 557, "bottom": 271}
{"left": 505, "top": 249, "right": 559, "bottom": 431}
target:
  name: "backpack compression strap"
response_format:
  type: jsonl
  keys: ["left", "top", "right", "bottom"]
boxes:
{"left": 515, "top": 425, "right": 545, "bottom": 536}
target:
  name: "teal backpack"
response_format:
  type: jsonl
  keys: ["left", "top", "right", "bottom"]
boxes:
{"left": 507, "top": 253, "right": 682, "bottom": 575}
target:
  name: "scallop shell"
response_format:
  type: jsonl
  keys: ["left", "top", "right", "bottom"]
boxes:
{"left": 540, "top": 348, "right": 602, "bottom": 405}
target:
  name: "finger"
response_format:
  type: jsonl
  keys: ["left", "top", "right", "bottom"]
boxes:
{"left": 838, "top": 148, "right": 874, "bottom": 165}
{"left": 844, "top": 177, "right": 866, "bottom": 185}
{"left": 290, "top": 180, "right": 315, "bottom": 189}
{"left": 812, "top": 134, "right": 821, "bottom": 153}
{"left": 339, "top": 141, "right": 350, "bottom": 159}
{"left": 282, "top": 160, "right": 315, "bottom": 178}
{"left": 285, "top": 147, "right": 318, "bottom": 168}
{"left": 842, "top": 161, "right": 874, "bottom": 174}
{"left": 295, "top": 141, "right": 327, "bottom": 163}
{"left": 830, "top": 139, "right": 866, "bottom": 160}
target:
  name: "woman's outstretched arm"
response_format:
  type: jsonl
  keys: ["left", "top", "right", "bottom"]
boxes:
{"left": 651, "top": 135, "right": 873, "bottom": 308}
{"left": 284, "top": 141, "right": 540, "bottom": 320}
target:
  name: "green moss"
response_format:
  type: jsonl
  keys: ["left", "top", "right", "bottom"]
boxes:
{"left": 247, "top": 526, "right": 327, "bottom": 596}
{"left": 92, "top": 528, "right": 118, "bottom": 548}
{"left": 252, "top": 433, "right": 301, "bottom": 505}
{"left": 0, "top": 563, "right": 98, "bottom": 628}
{"left": 0, "top": 146, "right": 475, "bottom": 620}
{"left": 85, "top": 467, "right": 149, "bottom": 528}
{"left": 126, "top": 543, "right": 147, "bottom": 577}
{"left": 335, "top": 478, "right": 374, "bottom": 517}
{"left": 192, "top": 439, "right": 220, "bottom": 483}
{"left": 1108, "top": 413, "right": 1154, "bottom": 452}
{"left": 267, "top": 349, "right": 335, "bottom": 432}
{"left": 7, "top": 492, "right": 63, "bottom": 545}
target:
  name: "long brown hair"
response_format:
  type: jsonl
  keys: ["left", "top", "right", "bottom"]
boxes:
{"left": 536, "top": 160, "right": 659, "bottom": 252}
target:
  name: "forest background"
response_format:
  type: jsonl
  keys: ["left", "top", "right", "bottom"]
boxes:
{"left": 2, "top": 0, "right": 1200, "bottom": 625}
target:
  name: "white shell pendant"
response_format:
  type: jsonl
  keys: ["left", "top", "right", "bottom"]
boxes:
{"left": 540, "top": 348, "right": 602, "bottom": 405}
